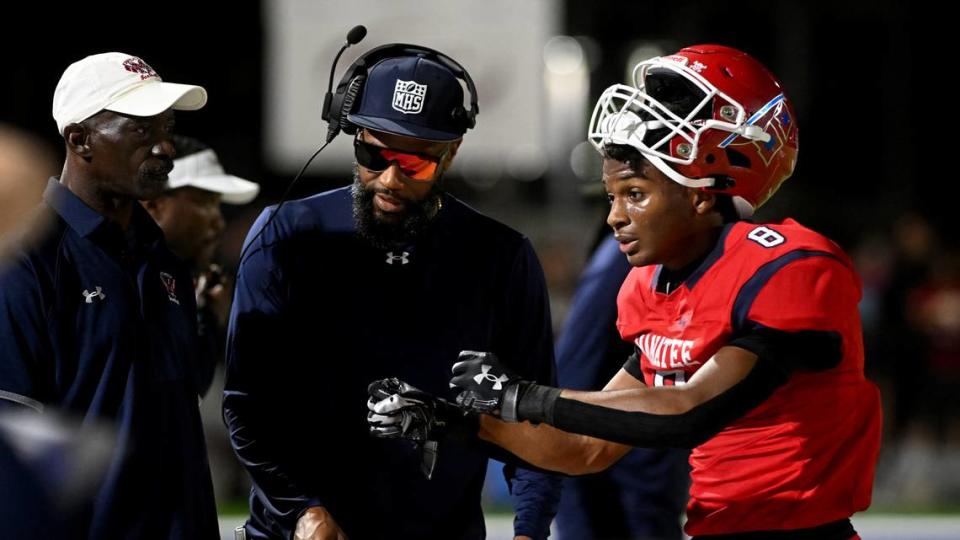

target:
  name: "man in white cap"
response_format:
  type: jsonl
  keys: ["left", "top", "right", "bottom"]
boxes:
{"left": 143, "top": 132, "right": 259, "bottom": 368}
{"left": 0, "top": 52, "right": 219, "bottom": 538}
{"left": 143, "top": 135, "right": 259, "bottom": 384}
{"left": 144, "top": 135, "right": 259, "bottom": 273}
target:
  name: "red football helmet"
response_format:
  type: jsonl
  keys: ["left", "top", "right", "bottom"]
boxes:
{"left": 588, "top": 44, "right": 799, "bottom": 217}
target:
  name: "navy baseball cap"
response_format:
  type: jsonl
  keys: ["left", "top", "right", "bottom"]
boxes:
{"left": 348, "top": 55, "right": 466, "bottom": 141}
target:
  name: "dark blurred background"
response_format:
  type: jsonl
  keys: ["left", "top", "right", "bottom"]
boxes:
{"left": 2, "top": 0, "right": 957, "bottom": 524}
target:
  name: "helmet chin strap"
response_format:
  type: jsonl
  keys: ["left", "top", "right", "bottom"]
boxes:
{"left": 732, "top": 196, "right": 755, "bottom": 218}
{"left": 644, "top": 153, "right": 715, "bottom": 188}
{"left": 645, "top": 153, "right": 756, "bottom": 219}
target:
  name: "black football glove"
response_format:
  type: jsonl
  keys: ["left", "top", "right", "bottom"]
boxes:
{"left": 449, "top": 351, "right": 527, "bottom": 421}
{"left": 367, "top": 377, "right": 475, "bottom": 479}
{"left": 367, "top": 378, "right": 448, "bottom": 442}
{"left": 450, "top": 351, "right": 561, "bottom": 424}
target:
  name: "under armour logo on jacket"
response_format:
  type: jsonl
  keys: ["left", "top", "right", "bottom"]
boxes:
{"left": 82, "top": 286, "right": 106, "bottom": 304}
{"left": 385, "top": 251, "right": 410, "bottom": 265}
{"left": 473, "top": 364, "right": 510, "bottom": 390}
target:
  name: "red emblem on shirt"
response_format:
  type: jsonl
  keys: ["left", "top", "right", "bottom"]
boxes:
{"left": 160, "top": 272, "right": 180, "bottom": 305}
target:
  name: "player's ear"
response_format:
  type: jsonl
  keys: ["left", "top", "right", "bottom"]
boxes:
{"left": 691, "top": 189, "right": 716, "bottom": 216}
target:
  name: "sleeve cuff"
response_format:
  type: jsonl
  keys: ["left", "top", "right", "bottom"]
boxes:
{"left": 514, "top": 518, "right": 551, "bottom": 539}
{"left": 294, "top": 497, "right": 326, "bottom": 521}
{"left": 622, "top": 349, "right": 644, "bottom": 381}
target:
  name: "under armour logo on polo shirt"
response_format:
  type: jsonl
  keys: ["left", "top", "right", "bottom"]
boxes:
{"left": 82, "top": 286, "right": 106, "bottom": 303}
{"left": 159, "top": 272, "right": 180, "bottom": 305}
{"left": 385, "top": 251, "right": 410, "bottom": 265}
{"left": 473, "top": 364, "right": 510, "bottom": 390}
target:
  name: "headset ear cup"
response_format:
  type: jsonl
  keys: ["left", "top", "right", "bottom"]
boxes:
{"left": 450, "top": 107, "right": 463, "bottom": 129}
{"left": 339, "top": 75, "right": 365, "bottom": 135}
{"left": 450, "top": 107, "right": 477, "bottom": 132}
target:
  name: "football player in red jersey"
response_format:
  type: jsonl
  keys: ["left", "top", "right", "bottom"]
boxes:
{"left": 367, "top": 44, "right": 882, "bottom": 539}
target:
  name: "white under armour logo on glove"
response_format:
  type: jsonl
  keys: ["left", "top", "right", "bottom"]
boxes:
{"left": 473, "top": 364, "right": 510, "bottom": 390}
{"left": 450, "top": 351, "right": 524, "bottom": 417}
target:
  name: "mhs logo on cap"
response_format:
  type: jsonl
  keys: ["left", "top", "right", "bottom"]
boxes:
{"left": 122, "top": 57, "right": 158, "bottom": 81}
{"left": 392, "top": 80, "right": 427, "bottom": 114}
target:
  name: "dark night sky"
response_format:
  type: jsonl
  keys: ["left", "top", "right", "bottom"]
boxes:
{"left": 1, "top": 1, "right": 950, "bottom": 249}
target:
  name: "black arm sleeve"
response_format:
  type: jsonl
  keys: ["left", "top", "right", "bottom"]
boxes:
{"left": 546, "top": 357, "right": 788, "bottom": 449}
{"left": 730, "top": 323, "right": 842, "bottom": 373}
{"left": 512, "top": 325, "right": 838, "bottom": 451}
{"left": 468, "top": 355, "right": 786, "bottom": 471}
{"left": 621, "top": 347, "right": 644, "bottom": 381}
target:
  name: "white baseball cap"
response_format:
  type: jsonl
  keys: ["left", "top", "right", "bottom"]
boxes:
{"left": 167, "top": 148, "right": 259, "bottom": 205}
{"left": 52, "top": 52, "right": 207, "bottom": 135}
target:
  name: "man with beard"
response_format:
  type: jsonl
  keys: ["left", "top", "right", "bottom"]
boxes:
{"left": 224, "top": 49, "right": 560, "bottom": 540}
{"left": 0, "top": 52, "right": 218, "bottom": 538}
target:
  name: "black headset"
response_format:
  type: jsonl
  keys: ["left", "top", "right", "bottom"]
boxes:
{"left": 238, "top": 31, "right": 481, "bottom": 265}
{"left": 321, "top": 43, "right": 479, "bottom": 142}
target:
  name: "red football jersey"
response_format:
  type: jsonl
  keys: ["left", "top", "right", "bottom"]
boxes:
{"left": 616, "top": 219, "right": 882, "bottom": 535}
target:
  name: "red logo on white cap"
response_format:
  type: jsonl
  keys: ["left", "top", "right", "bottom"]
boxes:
{"left": 123, "top": 57, "right": 158, "bottom": 81}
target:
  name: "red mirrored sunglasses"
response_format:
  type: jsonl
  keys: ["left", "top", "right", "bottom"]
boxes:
{"left": 354, "top": 138, "right": 446, "bottom": 181}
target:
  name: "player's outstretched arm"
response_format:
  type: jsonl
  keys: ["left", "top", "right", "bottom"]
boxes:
{"left": 454, "top": 346, "right": 782, "bottom": 475}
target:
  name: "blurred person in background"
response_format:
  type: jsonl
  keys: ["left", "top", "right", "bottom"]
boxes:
{"left": 907, "top": 248, "right": 960, "bottom": 446}
{"left": 0, "top": 124, "right": 73, "bottom": 540}
{"left": 142, "top": 134, "right": 260, "bottom": 395}
{"left": 553, "top": 218, "right": 688, "bottom": 540}
{"left": 0, "top": 124, "right": 58, "bottom": 264}
{"left": 879, "top": 214, "right": 937, "bottom": 441}
{"left": 868, "top": 217, "right": 959, "bottom": 505}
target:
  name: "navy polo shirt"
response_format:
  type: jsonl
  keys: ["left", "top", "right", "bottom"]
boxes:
{"left": 0, "top": 178, "right": 218, "bottom": 539}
